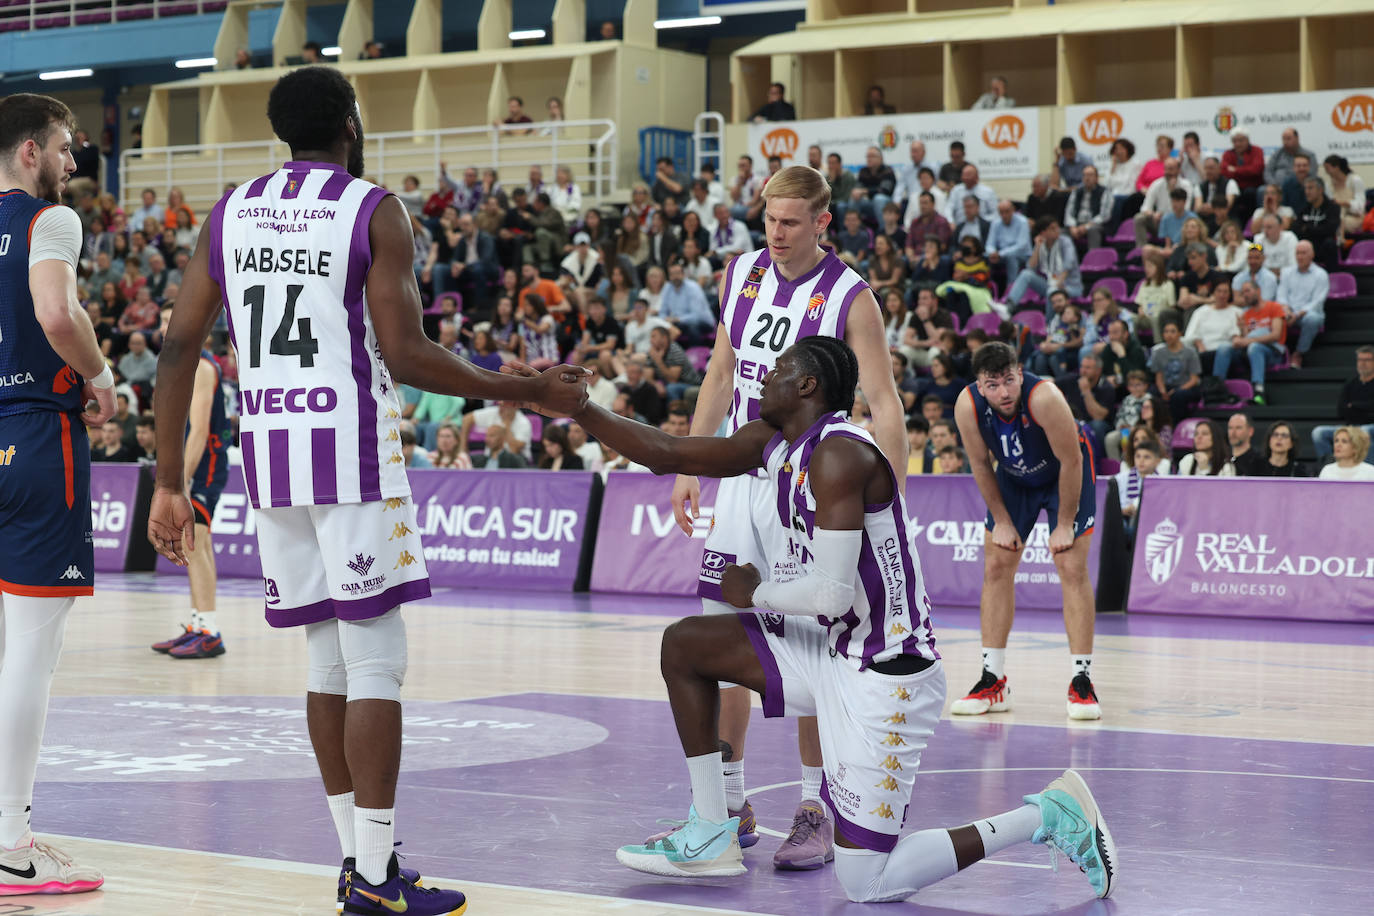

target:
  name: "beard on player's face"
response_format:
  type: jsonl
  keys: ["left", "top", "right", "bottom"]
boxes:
{"left": 36, "top": 155, "right": 64, "bottom": 204}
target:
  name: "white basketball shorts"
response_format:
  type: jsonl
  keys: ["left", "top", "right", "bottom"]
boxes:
{"left": 697, "top": 473, "right": 796, "bottom": 614}
{"left": 256, "top": 496, "right": 431, "bottom": 628}
{"left": 739, "top": 611, "right": 946, "bottom": 852}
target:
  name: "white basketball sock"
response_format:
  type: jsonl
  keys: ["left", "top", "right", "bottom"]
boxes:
{"left": 982, "top": 647, "right": 1006, "bottom": 678}
{"left": 354, "top": 806, "right": 395, "bottom": 886}
{"left": 972, "top": 804, "right": 1041, "bottom": 858}
{"left": 327, "top": 791, "right": 355, "bottom": 859}
{"left": 722, "top": 759, "right": 745, "bottom": 810}
{"left": 1071, "top": 655, "right": 1092, "bottom": 680}
{"left": 685, "top": 752, "right": 728, "bottom": 823}
{"left": 800, "top": 765, "right": 825, "bottom": 804}
{"left": 834, "top": 829, "right": 959, "bottom": 903}
{"left": 0, "top": 806, "right": 31, "bottom": 849}
{"left": 197, "top": 610, "right": 219, "bottom": 635}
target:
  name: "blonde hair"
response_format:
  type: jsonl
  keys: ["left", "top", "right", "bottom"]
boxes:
{"left": 1336, "top": 426, "right": 1371, "bottom": 463}
{"left": 761, "top": 164, "right": 831, "bottom": 215}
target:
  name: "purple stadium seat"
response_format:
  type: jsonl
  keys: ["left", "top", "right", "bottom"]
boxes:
{"left": 1090, "top": 277, "right": 1129, "bottom": 302}
{"left": 1109, "top": 221, "right": 1135, "bottom": 245}
{"left": 947, "top": 311, "right": 961, "bottom": 334}
{"left": 1080, "top": 247, "right": 1119, "bottom": 272}
{"left": 685, "top": 346, "right": 712, "bottom": 374}
{"left": 1328, "top": 272, "right": 1357, "bottom": 299}
{"left": 1216, "top": 380, "right": 1253, "bottom": 409}
{"left": 1345, "top": 240, "right": 1374, "bottom": 266}
{"left": 1171, "top": 418, "right": 1203, "bottom": 453}
{"left": 1099, "top": 458, "right": 1121, "bottom": 475}
{"left": 525, "top": 412, "right": 543, "bottom": 444}
{"left": 1123, "top": 245, "right": 1143, "bottom": 263}
{"left": 422, "top": 291, "right": 461, "bottom": 316}
{"left": 964, "top": 313, "right": 1003, "bottom": 335}
{"left": 1012, "top": 310, "right": 1046, "bottom": 337}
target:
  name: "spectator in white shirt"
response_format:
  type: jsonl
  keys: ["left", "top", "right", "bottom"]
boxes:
{"left": 971, "top": 75, "right": 1014, "bottom": 110}
{"left": 902, "top": 167, "right": 947, "bottom": 229}
{"left": 685, "top": 180, "right": 717, "bottom": 237}
{"left": 708, "top": 202, "right": 750, "bottom": 265}
{"left": 559, "top": 232, "right": 603, "bottom": 309}
{"left": 945, "top": 164, "right": 997, "bottom": 223}
{"left": 1318, "top": 427, "right": 1374, "bottom": 480}
{"left": 679, "top": 237, "right": 715, "bottom": 294}
{"left": 1248, "top": 183, "right": 1294, "bottom": 236}
{"left": 550, "top": 166, "right": 583, "bottom": 225}
{"left": 894, "top": 140, "right": 940, "bottom": 208}
{"left": 1115, "top": 438, "right": 1164, "bottom": 544}
{"left": 728, "top": 155, "right": 762, "bottom": 222}
{"left": 621, "top": 295, "right": 674, "bottom": 357}
{"left": 1257, "top": 213, "right": 1298, "bottom": 274}
{"left": 698, "top": 162, "right": 725, "bottom": 208}
{"left": 1134, "top": 158, "right": 1196, "bottom": 247}
{"left": 1182, "top": 282, "right": 1243, "bottom": 376}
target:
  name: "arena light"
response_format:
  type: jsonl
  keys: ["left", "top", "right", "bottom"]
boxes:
{"left": 654, "top": 15, "right": 722, "bottom": 29}
{"left": 322, "top": 46, "right": 342, "bottom": 56}
{"left": 508, "top": 29, "right": 546, "bottom": 41}
{"left": 175, "top": 57, "right": 217, "bottom": 69}
{"left": 39, "top": 68, "right": 93, "bottom": 81}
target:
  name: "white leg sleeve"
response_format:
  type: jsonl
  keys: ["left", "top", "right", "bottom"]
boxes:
{"left": 833, "top": 829, "right": 960, "bottom": 903}
{"left": 338, "top": 609, "right": 408, "bottom": 703}
{"left": 0, "top": 596, "right": 74, "bottom": 814}
{"left": 305, "top": 619, "right": 348, "bottom": 696}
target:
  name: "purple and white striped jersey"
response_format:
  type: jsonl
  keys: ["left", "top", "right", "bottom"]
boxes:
{"left": 763, "top": 413, "right": 939, "bottom": 669}
{"left": 719, "top": 248, "right": 868, "bottom": 437}
{"left": 208, "top": 162, "right": 408, "bottom": 509}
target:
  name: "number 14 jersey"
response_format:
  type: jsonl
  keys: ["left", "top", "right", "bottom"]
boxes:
{"left": 208, "top": 161, "right": 408, "bottom": 509}
{"left": 719, "top": 247, "right": 869, "bottom": 435}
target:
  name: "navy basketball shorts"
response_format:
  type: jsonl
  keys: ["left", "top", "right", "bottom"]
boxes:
{"left": 0, "top": 410, "right": 93, "bottom": 596}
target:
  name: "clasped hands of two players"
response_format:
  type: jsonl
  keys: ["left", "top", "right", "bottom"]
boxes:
{"left": 991, "top": 520, "right": 1076, "bottom": 554}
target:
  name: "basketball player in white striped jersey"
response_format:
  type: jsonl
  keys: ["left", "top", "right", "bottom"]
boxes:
{"left": 668, "top": 165, "right": 907, "bottom": 868}
{"left": 150, "top": 67, "right": 586, "bottom": 915}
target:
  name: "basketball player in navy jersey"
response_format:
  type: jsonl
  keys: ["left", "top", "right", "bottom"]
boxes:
{"left": 668, "top": 164, "right": 906, "bottom": 869}
{"left": 150, "top": 67, "right": 586, "bottom": 915}
{"left": 951, "top": 341, "right": 1103, "bottom": 719}
{"left": 0, "top": 93, "right": 110, "bottom": 894}
{"left": 151, "top": 325, "right": 230, "bottom": 659}
{"left": 506, "top": 338, "right": 1116, "bottom": 901}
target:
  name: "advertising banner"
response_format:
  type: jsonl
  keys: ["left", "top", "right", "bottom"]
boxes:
{"left": 591, "top": 472, "right": 1106, "bottom": 610}
{"left": 89, "top": 463, "right": 144, "bottom": 573}
{"left": 1128, "top": 478, "right": 1374, "bottom": 623}
{"left": 747, "top": 108, "right": 1041, "bottom": 181}
{"left": 1066, "top": 89, "right": 1374, "bottom": 168}
{"left": 157, "top": 469, "right": 598, "bottom": 592}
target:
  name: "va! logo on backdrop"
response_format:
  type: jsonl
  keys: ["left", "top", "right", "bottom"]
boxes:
{"left": 1332, "top": 94, "right": 1374, "bottom": 133}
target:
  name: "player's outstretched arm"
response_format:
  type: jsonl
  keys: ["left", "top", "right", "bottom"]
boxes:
{"left": 573, "top": 400, "right": 772, "bottom": 478}
{"left": 366, "top": 194, "right": 586, "bottom": 416}
{"left": 151, "top": 225, "right": 224, "bottom": 564}
{"left": 1028, "top": 380, "right": 1084, "bottom": 553}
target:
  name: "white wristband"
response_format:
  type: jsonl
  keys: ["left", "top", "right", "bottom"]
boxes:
{"left": 89, "top": 365, "right": 115, "bottom": 390}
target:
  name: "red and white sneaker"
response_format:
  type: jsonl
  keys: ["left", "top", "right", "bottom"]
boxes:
{"left": 0, "top": 835, "right": 103, "bottom": 896}
{"left": 1067, "top": 674, "right": 1101, "bottom": 720}
{"left": 950, "top": 670, "right": 1012, "bottom": 716}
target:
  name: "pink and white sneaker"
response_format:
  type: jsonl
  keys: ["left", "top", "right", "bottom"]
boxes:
{"left": 0, "top": 835, "right": 103, "bottom": 895}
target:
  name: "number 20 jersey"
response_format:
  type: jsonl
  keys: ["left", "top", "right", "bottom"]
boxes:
{"left": 718, "top": 247, "right": 869, "bottom": 436}
{"left": 208, "top": 161, "right": 408, "bottom": 509}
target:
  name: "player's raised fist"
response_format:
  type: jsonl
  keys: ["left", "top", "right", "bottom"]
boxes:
{"left": 720, "top": 562, "right": 761, "bottom": 609}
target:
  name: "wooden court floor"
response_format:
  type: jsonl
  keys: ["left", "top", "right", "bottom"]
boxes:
{"left": 5, "top": 577, "right": 1372, "bottom": 915}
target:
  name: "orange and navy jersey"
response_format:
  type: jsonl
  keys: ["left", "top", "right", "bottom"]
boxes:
{"left": 190, "top": 350, "right": 230, "bottom": 490}
{"left": 0, "top": 190, "right": 84, "bottom": 419}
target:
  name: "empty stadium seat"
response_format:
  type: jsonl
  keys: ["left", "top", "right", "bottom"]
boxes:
{"left": 1328, "top": 272, "right": 1357, "bottom": 299}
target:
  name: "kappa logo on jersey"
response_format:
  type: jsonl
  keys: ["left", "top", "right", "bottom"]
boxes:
{"left": 806, "top": 292, "right": 826, "bottom": 321}
{"left": 394, "top": 550, "right": 417, "bottom": 569}
{"left": 385, "top": 408, "right": 400, "bottom": 419}
{"left": 741, "top": 285, "right": 758, "bottom": 299}
{"left": 59, "top": 565, "right": 85, "bottom": 580}
{"left": 879, "top": 755, "right": 903, "bottom": 772}
{"left": 52, "top": 365, "right": 79, "bottom": 394}
{"left": 869, "top": 802, "right": 896, "bottom": 820}
{"left": 385, "top": 429, "right": 399, "bottom": 442}
{"left": 264, "top": 577, "right": 282, "bottom": 606}
{"left": 0, "top": 445, "right": 15, "bottom": 466}
{"left": 875, "top": 775, "right": 899, "bottom": 792}
{"left": 885, "top": 712, "right": 906, "bottom": 725}
{"left": 747, "top": 265, "right": 767, "bottom": 284}
{"left": 889, "top": 622, "right": 909, "bottom": 636}
{"left": 890, "top": 687, "right": 911, "bottom": 701}
{"left": 387, "top": 452, "right": 404, "bottom": 465}
{"left": 389, "top": 522, "right": 413, "bottom": 541}
{"left": 383, "top": 497, "right": 407, "bottom": 510}
{"left": 346, "top": 553, "right": 376, "bottom": 577}
{"left": 881, "top": 732, "right": 907, "bottom": 747}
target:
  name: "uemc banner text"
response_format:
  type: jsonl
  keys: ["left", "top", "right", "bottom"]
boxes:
{"left": 156, "top": 468, "right": 597, "bottom": 591}
{"left": 1128, "top": 477, "right": 1374, "bottom": 623}
{"left": 747, "top": 108, "right": 1041, "bottom": 181}
{"left": 592, "top": 472, "right": 1105, "bottom": 610}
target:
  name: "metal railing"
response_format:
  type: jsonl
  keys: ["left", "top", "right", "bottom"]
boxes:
{"left": 0, "top": 0, "right": 227, "bottom": 31}
{"left": 692, "top": 111, "right": 725, "bottom": 177}
{"left": 120, "top": 119, "right": 619, "bottom": 217}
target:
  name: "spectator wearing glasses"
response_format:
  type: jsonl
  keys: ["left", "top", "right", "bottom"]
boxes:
{"left": 1311, "top": 347, "right": 1374, "bottom": 464}
{"left": 1257, "top": 421, "right": 1308, "bottom": 477}
{"left": 1317, "top": 427, "right": 1374, "bottom": 481}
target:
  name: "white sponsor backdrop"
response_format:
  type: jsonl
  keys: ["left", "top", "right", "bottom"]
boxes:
{"left": 1067, "top": 89, "right": 1374, "bottom": 168}
{"left": 746, "top": 108, "right": 1041, "bottom": 180}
